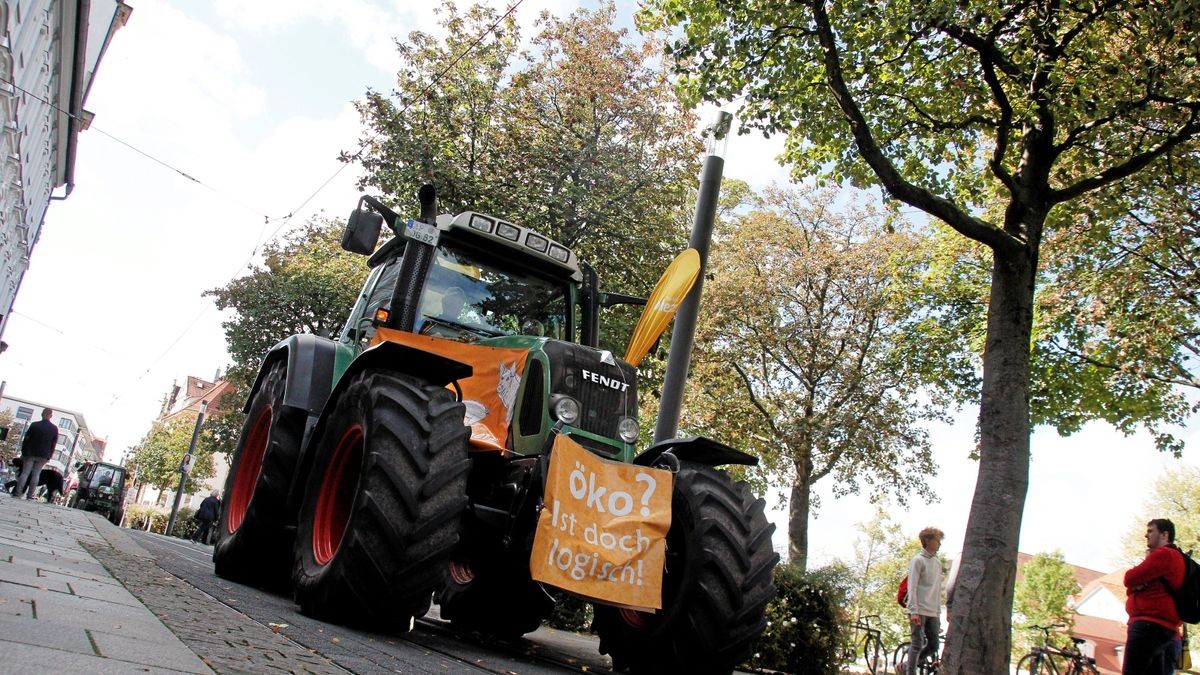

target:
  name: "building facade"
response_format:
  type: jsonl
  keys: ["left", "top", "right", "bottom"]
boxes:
{"left": 0, "top": 0, "right": 130, "bottom": 342}
{"left": 0, "top": 393, "right": 102, "bottom": 477}
{"left": 133, "top": 374, "right": 235, "bottom": 512}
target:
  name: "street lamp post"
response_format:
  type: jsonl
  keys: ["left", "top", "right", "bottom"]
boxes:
{"left": 653, "top": 111, "right": 733, "bottom": 442}
{"left": 166, "top": 400, "right": 207, "bottom": 537}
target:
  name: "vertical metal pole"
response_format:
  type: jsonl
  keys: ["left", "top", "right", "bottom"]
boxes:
{"left": 166, "top": 400, "right": 207, "bottom": 537}
{"left": 654, "top": 112, "right": 732, "bottom": 443}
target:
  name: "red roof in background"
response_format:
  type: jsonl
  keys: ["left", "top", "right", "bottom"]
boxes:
{"left": 179, "top": 377, "right": 235, "bottom": 414}
{"left": 1079, "top": 568, "right": 1128, "bottom": 605}
{"left": 160, "top": 376, "right": 237, "bottom": 424}
{"left": 1071, "top": 614, "right": 1126, "bottom": 674}
{"left": 1016, "top": 553, "right": 1129, "bottom": 674}
{"left": 1016, "top": 552, "right": 1107, "bottom": 591}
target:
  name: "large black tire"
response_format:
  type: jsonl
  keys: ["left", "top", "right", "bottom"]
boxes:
{"left": 592, "top": 462, "right": 778, "bottom": 675}
{"left": 292, "top": 370, "right": 470, "bottom": 630}
{"left": 437, "top": 557, "right": 554, "bottom": 638}
{"left": 213, "top": 360, "right": 305, "bottom": 586}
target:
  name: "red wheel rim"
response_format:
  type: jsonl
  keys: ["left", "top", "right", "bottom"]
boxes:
{"left": 227, "top": 406, "right": 271, "bottom": 533}
{"left": 312, "top": 424, "right": 363, "bottom": 565}
{"left": 449, "top": 560, "right": 474, "bottom": 585}
{"left": 619, "top": 608, "right": 652, "bottom": 630}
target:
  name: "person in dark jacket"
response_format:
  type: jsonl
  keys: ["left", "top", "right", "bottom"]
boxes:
{"left": 14, "top": 409, "right": 58, "bottom": 500}
{"left": 191, "top": 490, "right": 221, "bottom": 544}
{"left": 1123, "top": 518, "right": 1186, "bottom": 675}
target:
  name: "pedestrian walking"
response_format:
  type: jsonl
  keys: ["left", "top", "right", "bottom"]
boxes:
{"left": 14, "top": 408, "right": 57, "bottom": 500}
{"left": 1122, "top": 518, "right": 1185, "bottom": 675}
{"left": 905, "top": 526, "right": 945, "bottom": 675}
{"left": 191, "top": 490, "right": 220, "bottom": 544}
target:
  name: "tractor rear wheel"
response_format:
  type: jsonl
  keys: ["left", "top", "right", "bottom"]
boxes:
{"left": 438, "top": 557, "right": 553, "bottom": 638}
{"left": 292, "top": 370, "right": 470, "bottom": 630}
{"left": 213, "top": 360, "right": 305, "bottom": 586}
{"left": 592, "top": 462, "right": 778, "bottom": 675}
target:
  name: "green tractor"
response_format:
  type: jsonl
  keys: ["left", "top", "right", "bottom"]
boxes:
{"left": 213, "top": 185, "right": 778, "bottom": 674}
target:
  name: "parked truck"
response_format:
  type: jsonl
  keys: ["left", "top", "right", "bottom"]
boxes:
{"left": 213, "top": 186, "right": 778, "bottom": 674}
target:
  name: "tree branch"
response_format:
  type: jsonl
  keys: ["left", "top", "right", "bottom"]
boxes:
{"left": 805, "top": 0, "right": 1020, "bottom": 255}
{"left": 1052, "top": 109, "right": 1200, "bottom": 203}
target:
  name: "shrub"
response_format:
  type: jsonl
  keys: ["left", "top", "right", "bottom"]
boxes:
{"left": 743, "top": 562, "right": 852, "bottom": 675}
{"left": 123, "top": 504, "right": 197, "bottom": 538}
{"left": 545, "top": 592, "right": 593, "bottom": 632}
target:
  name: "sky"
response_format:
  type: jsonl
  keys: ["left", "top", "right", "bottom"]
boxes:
{"left": 1, "top": 0, "right": 1196, "bottom": 574}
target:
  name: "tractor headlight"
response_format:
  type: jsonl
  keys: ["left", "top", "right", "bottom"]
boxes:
{"left": 551, "top": 395, "right": 580, "bottom": 424}
{"left": 618, "top": 416, "right": 639, "bottom": 443}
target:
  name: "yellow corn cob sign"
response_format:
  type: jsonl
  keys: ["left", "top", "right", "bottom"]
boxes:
{"left": 623, "top": 248, "right": 700, "bottom": 367}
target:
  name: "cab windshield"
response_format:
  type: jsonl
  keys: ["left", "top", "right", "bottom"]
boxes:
{"left": 417, "top": 243, "right": 570, "bottom": 341}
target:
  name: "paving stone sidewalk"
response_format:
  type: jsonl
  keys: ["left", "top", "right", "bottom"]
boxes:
{"left": 0, "top": 496, "right": 348, "bottom": 674}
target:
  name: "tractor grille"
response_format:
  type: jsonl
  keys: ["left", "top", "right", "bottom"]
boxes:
{"left": 543, "top": 341, "right": 637, "bottom": 441}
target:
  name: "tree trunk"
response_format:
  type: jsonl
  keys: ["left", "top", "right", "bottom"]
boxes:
{"left": 941, "top": 244, "right": 1038, "bottom": 674}
{"left": 788, "top": 457, "right": 812, "bottom": 569}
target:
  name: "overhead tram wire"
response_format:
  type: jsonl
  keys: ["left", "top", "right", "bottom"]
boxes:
{"left": 92, "top": 0, "right": 529, "bottom": 413}
{"left": 0, "top": 77, "right": 278, "bottom": 224}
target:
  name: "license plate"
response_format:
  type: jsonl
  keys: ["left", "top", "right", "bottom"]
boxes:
{"left": 404, "top": 218, "right": 439, "bottom": 246}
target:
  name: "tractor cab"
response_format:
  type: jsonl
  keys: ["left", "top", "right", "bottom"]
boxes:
{"left": 337, "top": 212, "right": 580, "bottom": 351}
{"left": 333, "top": 200, "right": 638, "bottom": 460}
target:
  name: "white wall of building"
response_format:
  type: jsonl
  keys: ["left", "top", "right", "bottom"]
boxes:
{"left": 0, "top": 0, "right": 128, "bottom": 338}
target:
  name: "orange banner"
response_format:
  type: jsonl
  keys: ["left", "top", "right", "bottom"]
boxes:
{"left": 371, "top": 328, "right": 529, "bottom": 451}
{"left": 530, "top": 435, "right": 673, "bottom": 611}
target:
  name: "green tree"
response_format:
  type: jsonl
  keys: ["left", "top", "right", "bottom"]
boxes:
{"left": 0, "top": 410, "right": 18, "bottom": 459}
{"left": 1012, "top": 552, "right": 1079, "bottom": 660}
{"left": 684, "top": 185, "right": 941, "bottom": 569}
{"left": 1122, "top": 465, "right": 1200, "bottom": 563}
{"left": 354, "top": 1, "right": 700, "bottom": 340}
{"left": 127, "top": 418, "right": 216, "bottom": 493}
{"left": 846, "top": 508, "right": 923, "bottom": 650}
{"left": 639, "top": 2, "right": 1200, "bottom": 670}
{"left": 205, "top": 219, "right": 368, "bottom": 389}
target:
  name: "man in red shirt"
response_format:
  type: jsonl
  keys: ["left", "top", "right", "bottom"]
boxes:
{"left": 1123, "top": 518, "right": 1185, "bottom": 675}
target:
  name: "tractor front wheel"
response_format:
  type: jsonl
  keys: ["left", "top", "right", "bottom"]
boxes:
{"left": 592, "top": 462, "right": 779, "bottom": 675}
{"left": 292, "top": 370, "right": 470, "bottom": 630}
{"left": 213, "top": 360, "right": 305, "bottom": 586}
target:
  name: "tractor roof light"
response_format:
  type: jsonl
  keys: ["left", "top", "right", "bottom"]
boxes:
{"left": 468, "top": 214, "right": 495, "bottom": 233}
{"left": 496, "top": 221, "right": 521, "bottom": 241}
{"left": 525, "top": 233, "right": 549, "bottom": 253}
{"left": 548, "top": 244, "right": 570, "bottom": 263}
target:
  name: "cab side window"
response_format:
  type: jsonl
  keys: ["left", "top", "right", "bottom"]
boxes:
{"left": 339, "top": 259, "right": 402, "bottom": 344}
{"left": 363, "top": 259, "right": 403, "bottom": 320}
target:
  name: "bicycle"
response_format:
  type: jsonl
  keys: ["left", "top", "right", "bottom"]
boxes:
{"left": 893, "top": 626, "right": 943, "bottom": 675}
{"left": 893, "top": 645, "right": 939, "bottom": 674}
{"left": 1015, "top": 624, "right": 1100, "bottom": 675}
{"left": 845, "top": 615, "right": 885, "bottom": 675}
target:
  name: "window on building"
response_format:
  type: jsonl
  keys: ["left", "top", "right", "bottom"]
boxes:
{"left": 59, "top": 418, "right": 74, "bottom": 432}
{"left": 15, "top": 407, "right": 32, "bottom": 420}
{"left": 56, "top": 433, "right": 68, "bottom": 447}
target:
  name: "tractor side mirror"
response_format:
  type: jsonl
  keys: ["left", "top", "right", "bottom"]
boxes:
{"left": 342, "top": 207, "right": 383, "bottom": 255}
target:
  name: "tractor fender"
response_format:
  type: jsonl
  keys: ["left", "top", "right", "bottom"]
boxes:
{"left": 244, "top": 334, "right": 338, "bottom": 417}
{"left": 286, "top": 339, "right": 473, "bottom": 512}
{"left": 633, "top": 436, "right": 759, "bottom": 469}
